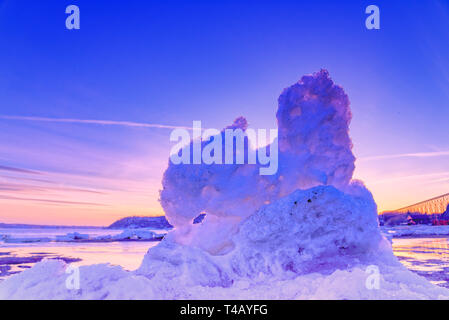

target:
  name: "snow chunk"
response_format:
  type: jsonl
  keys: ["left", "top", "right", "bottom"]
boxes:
{"left": 111, "top": 229, "right": 158, "bottom": 241}
{"left": 227, "top": 185, "right": 382, "bottom": 278}
{"left": 56, "top": 232, "right": 89, "bottom": 242}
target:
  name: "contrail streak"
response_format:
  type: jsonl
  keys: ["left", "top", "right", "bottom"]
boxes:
{"left": 359, "top": 151, "right": 449, "bottom": 161}
{"left": 0, "top": 115, "right": 192, "bottom": 130}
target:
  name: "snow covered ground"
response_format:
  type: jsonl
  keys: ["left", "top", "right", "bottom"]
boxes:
{"left": 392, "top": 237, "right": 449, "bottom": 289}
{"left": 1, "top": 70, "right": 447, "bottom": 299}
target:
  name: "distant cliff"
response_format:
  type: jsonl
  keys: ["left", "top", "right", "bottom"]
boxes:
{"left": 107, "top": 216, "right": 173, "bottom": 230}
{"left": 108, "top": 214, "right": 207, "bottom": 229}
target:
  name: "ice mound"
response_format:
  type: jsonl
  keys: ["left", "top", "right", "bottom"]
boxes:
{"left": 111, "top": 229, "right": 158, "bottom": 241}
{"left": 137, "top": 185, "right": 384, "bottom": 285}
{"left": 1, "top": 70, "right": 448, "bottom": 299}
{"left": 161, "top": 69, "right": 356, "bottom": 253}
{"left": 226, "top": 185, "right": 383, "bottom": 278}
{"left": 56, "top": 232, "right": 89, "bottom": 242}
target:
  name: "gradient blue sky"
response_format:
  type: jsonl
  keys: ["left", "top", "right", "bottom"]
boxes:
{"left": 0, "top": 0, "right": 449, "bottom": 225}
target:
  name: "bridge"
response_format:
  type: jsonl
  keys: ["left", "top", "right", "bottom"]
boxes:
{"left": 394, "top": 193, "right": 449, "bottom": 215}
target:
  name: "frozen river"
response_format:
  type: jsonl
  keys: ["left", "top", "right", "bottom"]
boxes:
{"left": 2, "top": 227, "right": 449, "bottom": 289}
{"left": 392, "top": 236, "right": 449, "bottom": 288}
{"left": 0, "top": 227, "right": 161, "bottom": 280}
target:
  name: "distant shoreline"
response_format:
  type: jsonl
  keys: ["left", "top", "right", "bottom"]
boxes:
{"left": 0, "top": 223, "right": 102, "bottom": 229}
{"left": 0, "top": 215, "right": 175, "bottom": 230}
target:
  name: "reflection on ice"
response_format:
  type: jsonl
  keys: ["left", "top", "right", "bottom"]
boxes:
{"left": 393, "top": 237, "right": 449, "bottom": 288}
{"left": 0, "top": 241, "right": 159, "bottom": 280}
{"left": 0, "top": 227, "right": 162, "bottom": 281}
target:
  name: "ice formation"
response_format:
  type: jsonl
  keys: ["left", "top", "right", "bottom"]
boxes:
{"left": 1, "top": 70, "right": 448, "bottom": 299}
{"left": 161, "top": 69, "right": 356, "bottom": 253}
{"left": 110, "top": 229, "right": 158, "bottom": 241}
{"left": 56, "top": 232, "right": 89, "bottom": 242}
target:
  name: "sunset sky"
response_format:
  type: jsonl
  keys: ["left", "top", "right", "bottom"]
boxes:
{"left": 1, "top": 0, "right": 449, "bottom": 226}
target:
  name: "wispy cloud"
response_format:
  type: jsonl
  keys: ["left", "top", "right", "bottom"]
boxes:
{"left": 0, "top": 175, "right": 54, "bottom": 184}
{"left": 368, "top": 171, "right": 449, "bottom": 185}
{"left": 359, "top": 151, "right": 449, "bottom": 161}
{"left": 0, "top": 182, "right": 107, "bottom": 194}
{"left": 0, "top": 115, "right": 192, "bottom": 130}
{"left": 422, "top": 176, "right": 449, "bottom": 185}
{"left": 0, "top": 195, "right": 106, "bottom": 207}
{"left": 0, "top": 165, "right": 41, "bottom": 175}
